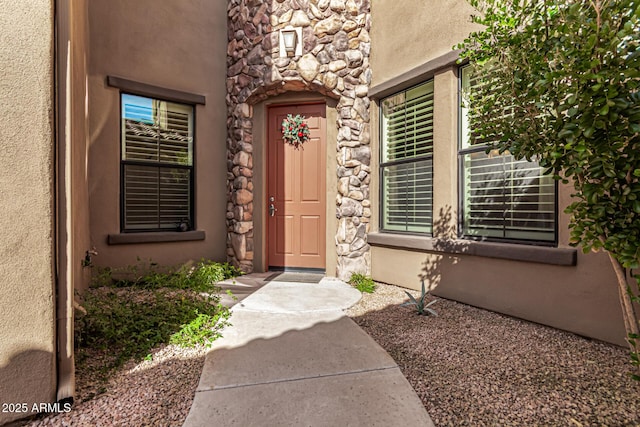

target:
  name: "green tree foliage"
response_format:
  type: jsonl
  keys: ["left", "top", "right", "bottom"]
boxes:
{"left": 458, "top": 0, "right": 640, "bottom": 378}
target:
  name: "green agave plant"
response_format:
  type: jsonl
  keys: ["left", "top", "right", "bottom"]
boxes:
{"left": 401, "top": 280, "right": 437, "bottom": 316}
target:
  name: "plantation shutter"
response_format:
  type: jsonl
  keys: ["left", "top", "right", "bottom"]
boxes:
{"left": 121, "top": 94, "right": 193, "bottom": 231}
{"left": 381, "top": 81, "right": 434, "bottom": 233}
{"left": 460, "top": 66, "right": 555, "bottom": 242}
{"left": 462, "top": 150, "right": 555, "bottom": 241}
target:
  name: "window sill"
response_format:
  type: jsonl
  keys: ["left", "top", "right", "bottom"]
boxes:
{"left": 367, "top": 232, "right": 577, "bottom": 266}
{"left": 108, "top": 230, "right": 205, "bottom": 245}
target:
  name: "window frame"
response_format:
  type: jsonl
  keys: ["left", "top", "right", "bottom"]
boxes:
{"left": 457, "top": 65, "right": 558, "bottom": 246}
{"left": 379, "top": 80, "right": 435, "bottom": 235}
{"left": 118, "top": 91, "right": 196, "bottom": 233}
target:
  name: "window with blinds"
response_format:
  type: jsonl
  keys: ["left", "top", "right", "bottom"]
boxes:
{"left": 121, "top": 94, "right": 194, "bottom": 231}
{"left": 460, "top": 66, "right": 556, "bottom": 243}
{"left": 380, "top": 81, "right": 434, "bottom": 233}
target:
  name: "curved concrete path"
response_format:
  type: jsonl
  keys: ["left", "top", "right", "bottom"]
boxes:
{"left": 183, "top": 273, "right": 434, "bottom": 427}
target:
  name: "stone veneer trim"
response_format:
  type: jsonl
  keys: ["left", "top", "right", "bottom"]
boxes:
{"left": 225, "top": 0, "right": 373, "bottom": 280}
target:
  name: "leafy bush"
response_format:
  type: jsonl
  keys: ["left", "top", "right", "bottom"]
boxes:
{"left": 401, "top": 280, "right": 437, "bottom": 316}
{"left": 458, "top": 0, "right": 640, "bottom": 378}
{"left": 75, "top": 259, "right": 239, "bottom": 376}
{"left": 348, "top": 273, "right": 377, "bottom": 293}
{"left": 93, "top": 258, "right": 243, "bottom": 292}
{"left": 169, "top": 310, "right": 227, "bottom": 347}
{"left": 75, "top": 289, "right": 230, "bottom": 367}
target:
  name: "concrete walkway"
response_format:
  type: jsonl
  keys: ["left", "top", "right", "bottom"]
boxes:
{"left": 183, "top": 273, "right": 434, "bottom": 427}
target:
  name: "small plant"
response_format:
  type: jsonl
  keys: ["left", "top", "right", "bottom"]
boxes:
{"left": 348, "top": 273, "right": 377, "bottom": 293}
{"left": 170, "top": 310, "right": 229, "bottom": 347}
{"left": 401, "top": 280, "right": 437, "bottom": 316}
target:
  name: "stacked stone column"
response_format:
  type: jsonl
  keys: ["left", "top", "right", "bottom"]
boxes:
{"left": 226, "top": 0, "right": 372, "bottom": 279}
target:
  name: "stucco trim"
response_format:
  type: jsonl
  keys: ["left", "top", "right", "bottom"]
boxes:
{"left": 108, "top": 230, "right": 206, "bottom": 245}
{"left": 369, "top": 50, "right": 462, "bottom": 100}
{"left": 368, "top": 232, "right": 577, "bottom": 266}
{"left": 107, "top": 76, "right": 206, "bottom": 105}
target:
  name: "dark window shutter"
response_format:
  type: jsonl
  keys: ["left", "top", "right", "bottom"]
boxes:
{"left": 121, "top": 94, "right": 194, "bottom": 231}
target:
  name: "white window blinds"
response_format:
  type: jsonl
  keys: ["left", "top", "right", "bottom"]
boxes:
{"left": 381, "top": 81, "right": 434, "bottom": 233}
{"left": 460, "top": 66, "right": 556, "bottom": 242}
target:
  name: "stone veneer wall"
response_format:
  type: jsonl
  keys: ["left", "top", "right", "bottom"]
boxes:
{"left": 226, "top": 0, "right": 372, "bottom": 279}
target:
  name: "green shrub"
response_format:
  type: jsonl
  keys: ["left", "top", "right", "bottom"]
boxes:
{"left": 348, "top": 273, "right": 377, "bottom": 293}
{"left": 169, "top": 310, "right": 227, "bottom": 347}
{"left": 93, "top": 258, "right": 243, "bottom": 292}
{"left": 75, "top": 289, "right": 231, "bottom": 368}
{"left": 76, "top": 259, "right": 239, "bottom": 377}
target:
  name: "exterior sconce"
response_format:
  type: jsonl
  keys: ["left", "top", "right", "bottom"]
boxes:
{"left": 280, "top": 26, "right": 302, "bottom": 58}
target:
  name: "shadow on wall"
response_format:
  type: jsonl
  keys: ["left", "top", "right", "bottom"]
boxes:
{"left": 0, "top": 349, "right": 56, "bottom": 425}
{"left": 419, "top": 205, "right": 470, "bottom": 292}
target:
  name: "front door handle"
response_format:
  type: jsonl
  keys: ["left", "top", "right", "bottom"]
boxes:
{"left": 269, "top": 203, "right": 277, "bottom": 217}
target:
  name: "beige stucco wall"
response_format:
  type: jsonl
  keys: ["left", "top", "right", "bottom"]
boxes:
{"left": 369, "top": 0, "right": 627, "bottom": 346}
{"left": 371, "top": 248, "right": 625, "bottom": 345}
{"left": 0, "top": 0, "right": 57, "bottom": 424}
{"left": 370, "top": 0, "right": 478, "bottom": 88}
{"left": 56, "top": 0, "right": 91, "bottom": 402}
{"left": 66, "top": 0, "right": 91, "bottom": 293}
{"left": 87, "top": 0, "right": 228, "bottom": 270}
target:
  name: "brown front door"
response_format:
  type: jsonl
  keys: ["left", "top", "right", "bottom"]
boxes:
{"left": 267, "top": 103, "right": 326, "bottom": 270}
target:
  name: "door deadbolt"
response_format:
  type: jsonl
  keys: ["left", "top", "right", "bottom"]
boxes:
{"left": 268, "top": 196, "right": 276, "bottom": 216}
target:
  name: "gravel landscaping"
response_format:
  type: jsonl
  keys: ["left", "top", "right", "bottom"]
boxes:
{"left": 25, "top": 344, "right": 206, "bottom": 427}
{"left": 346, "top": 283, "right": 640, "bottom": 426}
{"left": 21, "top": 280, "right": 640, "bottom": 426}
